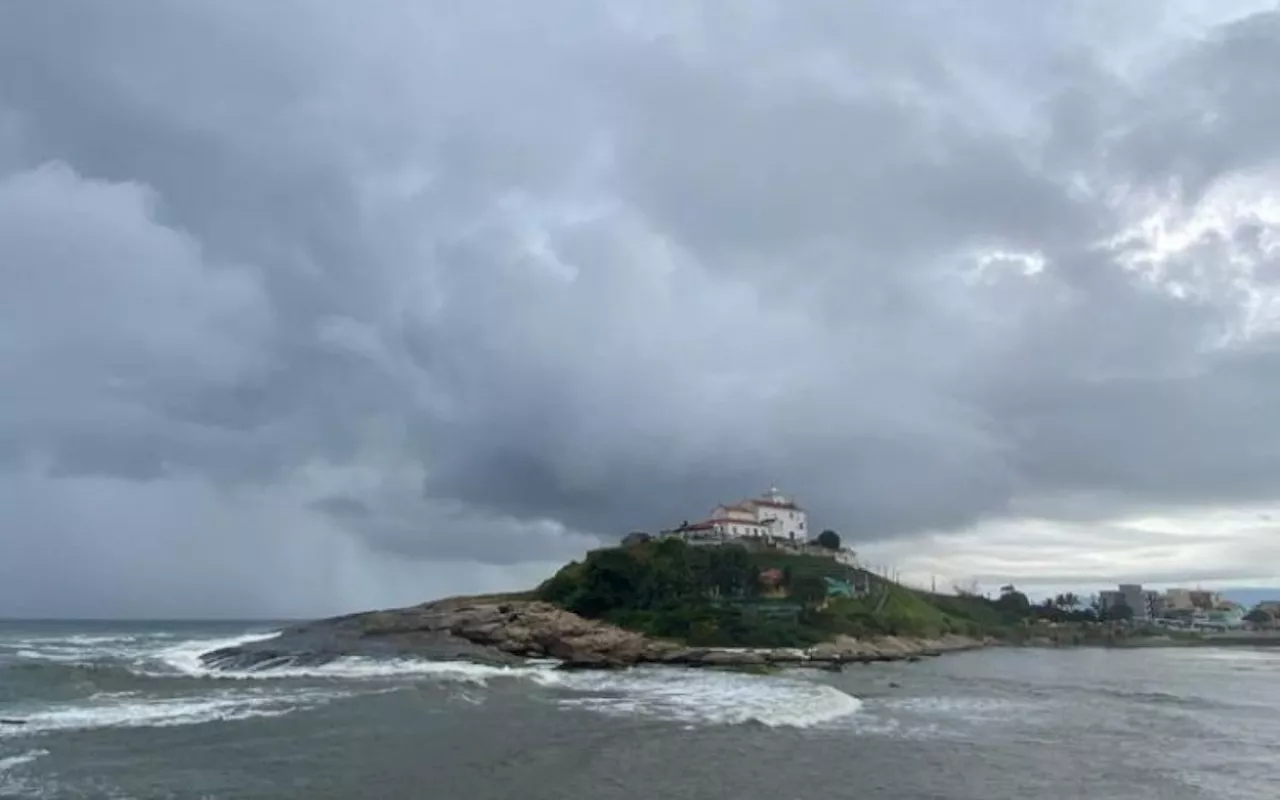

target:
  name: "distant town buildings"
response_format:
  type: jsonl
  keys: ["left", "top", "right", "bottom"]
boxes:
{"left": 1163, "top": 588, "right": 1224, "bottom": 611}
{"left": 1098, "top": 583, "right": 1248, "bottom": 630}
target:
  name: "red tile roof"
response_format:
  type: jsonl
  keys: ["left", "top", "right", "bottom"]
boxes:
{"left": 752, "top": 498, "right": 799, "bottom": 510}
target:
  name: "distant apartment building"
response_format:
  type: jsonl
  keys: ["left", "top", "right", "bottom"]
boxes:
{"left": 1120, "top": 584, "right": 1148, "bottom": 619}
{"left": 1098, "top": 590, "right": 1123, "bottom": 610}
{"left": 1188, "top": 590, "right": 1223, "bottom": 610}
{"left": 1099, "top": 584, "right": 1163, "bottom": 620}
{"left": 1164, "top": 588, "right": 1195, "bottom": 611}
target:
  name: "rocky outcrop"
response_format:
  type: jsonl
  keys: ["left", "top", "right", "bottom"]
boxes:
{"left": 199, "top": 598, "right": 990, "bottom": 673}
{"left": 806, "top": 633, "right": 991, "bottom": 662}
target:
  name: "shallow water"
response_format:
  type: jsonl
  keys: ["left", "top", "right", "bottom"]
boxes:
{"left": 2, "top": 620, "right": 1278, "bottom": 799}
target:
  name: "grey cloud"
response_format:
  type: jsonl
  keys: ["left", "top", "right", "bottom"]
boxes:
{"left": 4, "top": 1, "right": 1280, "bottom": 615}
{"left": 1116, "top": 9, "right": 1280, "bottom": 199}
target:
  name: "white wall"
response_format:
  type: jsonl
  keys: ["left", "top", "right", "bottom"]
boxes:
{"left": 752, "top": 504, "right": 807, "bottom": 540}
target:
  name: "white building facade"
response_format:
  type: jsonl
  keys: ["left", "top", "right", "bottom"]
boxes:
{"left": 698, "top": 487, "right": 809, "bottom": 542}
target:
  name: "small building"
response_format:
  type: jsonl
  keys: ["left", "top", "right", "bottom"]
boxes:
{"left": 1192, "top": 607, "right": 1245, "bottom": 631}
{"left": 621, "top": 531, "right": 652, "bottom": 548}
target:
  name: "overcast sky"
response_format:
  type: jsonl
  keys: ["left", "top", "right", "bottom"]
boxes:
{"left": 5, "top": 1, "right": 1280, "bottom": 617}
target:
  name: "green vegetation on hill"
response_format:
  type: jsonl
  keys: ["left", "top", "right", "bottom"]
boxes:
{"left": 536, "top": 539, "right": 1017, "bottom": 648}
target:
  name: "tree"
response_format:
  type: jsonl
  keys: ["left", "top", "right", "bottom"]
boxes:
{"left": 1244, "top": 608, "right": 1274, "bottom": 627}
{"left": 790, "top": 574, "right": 829, "bottom": 606}
{"left": 1109, "top": 602, "right": 1134, "bottom": 622}
{"left": 816, "top": 529, "right": 841, "bottom": 550}
{"left": 994, "top": 584, "right": 1032, "bottom": 617}
{"left": 954, "top": 579, "right": 982, "bottom": 597}
{"left": 1052, "top": 592, "right": 1081, "bottom": 610}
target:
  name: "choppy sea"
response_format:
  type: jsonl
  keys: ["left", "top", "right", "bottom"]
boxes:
{"left": 2, "top": 619, "right": 1278, "bottom": 799}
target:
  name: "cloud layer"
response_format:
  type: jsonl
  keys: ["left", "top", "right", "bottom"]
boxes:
{"left": 5, "top": 1, "right": 1280, "bottom": 616}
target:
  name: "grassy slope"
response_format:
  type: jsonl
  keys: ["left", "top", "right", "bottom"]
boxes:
{"left": 743, "top": 550, "right": 1009, "bottom": 636}
{"left": 537, "top": 543, "right": 1012, "bottom": 646}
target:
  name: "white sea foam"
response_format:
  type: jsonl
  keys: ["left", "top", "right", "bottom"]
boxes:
{"left": 174, "top": 637, "right": 861, "bottom": 728}
{"left": 8, "top": 631, "right": 203, "bottom": 666}
{"left": 152, "top": 631, "right": 283, "bottom": 677}
{"left": 0, "top": 749, "right": 47, "bottom": 773}
{"left": 9, "top": 627, "right": 867, "bottom": 731}
{"left": 162, "top": 633, "right": 862, "bottom": 729}
{"left": 539, "top": 667, "right": 863, "bottom": 728}
{"left": 0, "top": 748, "right": 50, "bottom": 799}
{"left": 0, "top": 690, "right": 342, "bottom": 738}
{"left": 187, "top": 655, "right": 542, "bottom": 683}
{"left": 879, "top": 695, "right": 1043, "bottom": 722}
{"left": 158, "top": 632, "right": 540, "bottom": 684}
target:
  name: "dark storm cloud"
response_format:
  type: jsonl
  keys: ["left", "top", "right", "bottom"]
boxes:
{"left": 4, "top": 1, "right": 1280, "bottom": 615}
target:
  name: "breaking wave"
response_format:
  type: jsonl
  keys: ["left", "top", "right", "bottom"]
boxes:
{"left": 0, "top": 691, "right": 343, "bottom": 739}
{"left": 537, "top": 666, "right": 863, "bottom": 728}
{"left": 0, "top": 748, "right": 47, "bottom": 773}
{"left": 3, "top": 626, "right": 865, "bottom": 733}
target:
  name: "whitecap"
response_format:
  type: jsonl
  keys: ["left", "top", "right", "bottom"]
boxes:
{"left": 186, "top": 656, "right": 544, "bottom": 684}
{"left": 0, "top": 748, "right": 50, "bottom": 798}
{"left": 0, "top": 690, "right": 342, "bottom": 738}
{"left": 150, "top": 631, "right": 283, "bottom": 677}
{"left": 537, "top": 667, "right": 863, "bottom": 728}
{"left": 157, "top": 632, "right": 543, "bottom": 685}
{"left": 0, "top": 748, "right": 48, "bottom": 773}
{"left": 8, "top": 631, "right": 201, "bottom": 666}
{"left": 145, "top": 631, "right": 867, "bottom": 730}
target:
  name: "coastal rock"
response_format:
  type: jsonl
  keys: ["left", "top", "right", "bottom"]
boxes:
{"left": 199, "top": 596, "right": 988, "bottom": 673}
{"left": 696, "top": 650, "right": 767, "bottom": 667}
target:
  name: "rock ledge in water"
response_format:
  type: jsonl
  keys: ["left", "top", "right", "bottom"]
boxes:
{"left": 200, "top": 598, "right": 990, "bottom": 672}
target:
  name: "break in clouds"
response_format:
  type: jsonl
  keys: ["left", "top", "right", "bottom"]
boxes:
{"left": 4, "top": 1, "right": 1280, "bottom": 617}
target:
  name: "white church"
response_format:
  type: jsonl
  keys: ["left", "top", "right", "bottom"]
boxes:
{"left": 668, "top": 487, "right": 809, "bottom": 543}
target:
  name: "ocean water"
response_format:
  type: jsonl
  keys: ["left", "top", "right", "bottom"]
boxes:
{"left": 2, "top": 620, "right": 1279, "bottom": 799}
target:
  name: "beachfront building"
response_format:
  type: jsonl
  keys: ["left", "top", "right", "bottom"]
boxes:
{"left": 1191, "top": 607, "right": 1246, "bottom": 631}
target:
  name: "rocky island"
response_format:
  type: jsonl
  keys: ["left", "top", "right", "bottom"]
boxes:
{"left": 203, "top": 538, "right": 1015, "bottom": 673}
{"left": 202, "top": 595, "right": 990, "bottom": 672}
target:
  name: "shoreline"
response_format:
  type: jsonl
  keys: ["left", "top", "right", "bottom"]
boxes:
{"left": 198, "top": 597, "right": 1280, "bottom": 676}
{"left": 1021, "top": 631, "right": 1280, "bottom": 650}
{"left": 198, "top": 597, "right": 993, "bottom": 673}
